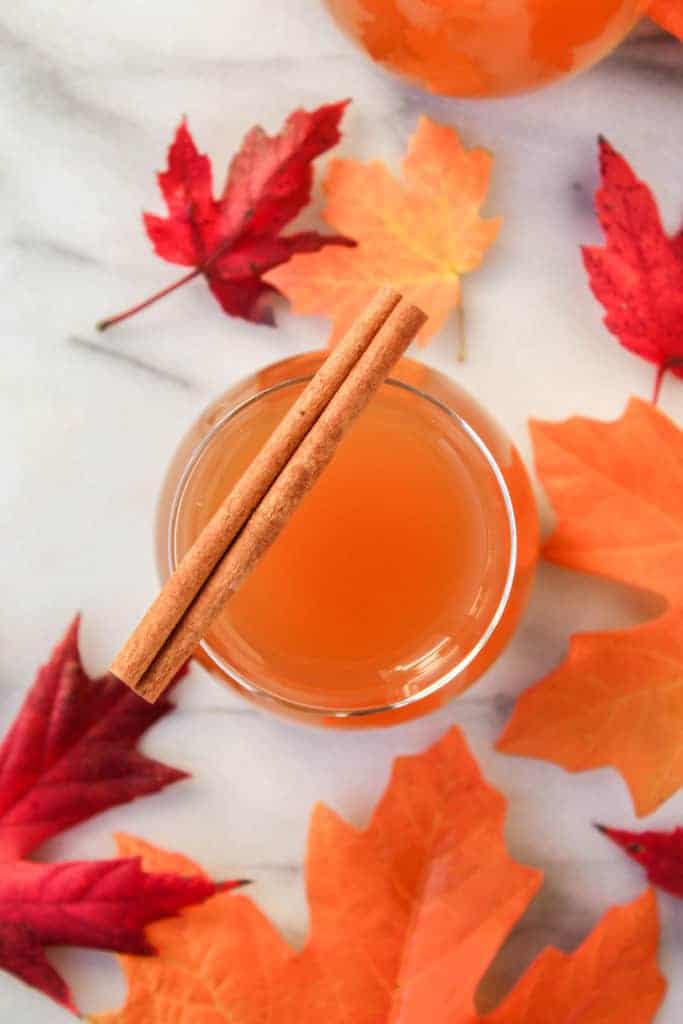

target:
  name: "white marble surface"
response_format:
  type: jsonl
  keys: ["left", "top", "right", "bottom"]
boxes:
{"left": 2, "top": 3, "right": 683, "bottom": 1020}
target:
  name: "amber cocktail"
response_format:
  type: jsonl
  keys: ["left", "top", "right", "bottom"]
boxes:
{"left": 157, "top": 354, "right": 538, "bottom": 726}
{"left": 323, "top": 0, "right": 647, "bottom": 98}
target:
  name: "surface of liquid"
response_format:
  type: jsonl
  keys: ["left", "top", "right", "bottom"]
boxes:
{"left": 174, "top": 382, "right": 511, "bottom": 711}
{"left": 323, "top": 0, "right": 646, "bottom": 97}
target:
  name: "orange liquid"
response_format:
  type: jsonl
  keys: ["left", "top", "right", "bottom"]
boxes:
{"left": 323, "top": 0, "right": 646, "bottom": 97}
{"left": 174, "top": 382, "right": 512, "bottom": 712}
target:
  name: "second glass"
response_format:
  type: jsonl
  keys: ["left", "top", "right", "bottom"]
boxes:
{"left": 322, "top": 0, "right": 646, "bottom": 98}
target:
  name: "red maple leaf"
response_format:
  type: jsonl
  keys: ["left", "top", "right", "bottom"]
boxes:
{"left": 582, "top": 136, "right": 683, "bottom": 402}
{"left": 599, "top": 824, "right": 683, "bottom": 899}
{"left": 98, "top": 101, "right": 352, "bottom": 331}
{"left": 0, "top": 618, "right": 242, "bottom": 1013}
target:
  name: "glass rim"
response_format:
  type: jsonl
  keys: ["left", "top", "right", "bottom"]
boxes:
{"left": 168, "top": 373, "right": 518, "bottom": 718}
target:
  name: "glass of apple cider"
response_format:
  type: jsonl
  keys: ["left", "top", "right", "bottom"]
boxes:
{"left": 156, "top": 353, "right": 538, "bottom": 726}
{"left": 322, "top": 0, "right": 647, "bottom": 98}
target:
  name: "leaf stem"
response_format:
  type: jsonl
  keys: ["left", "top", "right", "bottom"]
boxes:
{"left": 652, "top": 358, "right": 683, "bottom": 405}
{"left": 97, "top": 268, "right": 201, "bottom": 332}
{"left": 96, "top": 229, "right": 240, "bottom": 332}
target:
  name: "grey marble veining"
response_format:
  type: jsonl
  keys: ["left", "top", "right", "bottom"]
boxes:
{"left": 67, "top": 335, "right": 194, "bottom": 390}
{"left": 1, "top": 3, "right": 683, "bottom": 1021}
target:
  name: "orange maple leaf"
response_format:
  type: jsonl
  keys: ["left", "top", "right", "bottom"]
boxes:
{"left": 649, "top": 0, "right": 683, "bottom": 40}
{"left": 265, "top": 117, "right": 501, "bottom": 347}
{"left": 498, "top": 398, "right": 683, "bottom": 816}
{"left": 91, "top": 728, "right": 665, "bottom": 1024}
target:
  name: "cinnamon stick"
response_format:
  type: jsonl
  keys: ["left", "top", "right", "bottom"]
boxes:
{"left": 114, "top": 298, "right": 427, "bottom": 703}
{"left": 110, "top": 286, "right": 402, "bottom": 690}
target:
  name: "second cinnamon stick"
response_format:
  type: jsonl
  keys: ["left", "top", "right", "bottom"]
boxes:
{"left": 110, "top": 286, "right": 402, "bottom": 690}
{"left": 134, "top": 301, "right": 427, "bottom": 701}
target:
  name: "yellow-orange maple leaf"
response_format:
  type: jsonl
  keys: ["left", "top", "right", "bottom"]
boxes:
{"left": 498, "top": 398, "right": 683, "bottom": 816}
{"left": 265, "top": 117, "right": 501, "bottom": 346}
{"left": 92, "top": 728, "right": 665, "bottom": 1024}
{"left": 649, "top": 0, "right": 683, "bottom": 40}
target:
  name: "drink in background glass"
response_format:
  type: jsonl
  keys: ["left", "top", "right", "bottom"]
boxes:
{"left": 322, "top": 0, "right": 646, "bottom": 97}
{"left": 156, "top": 354, "right": 538, "bottom": 726}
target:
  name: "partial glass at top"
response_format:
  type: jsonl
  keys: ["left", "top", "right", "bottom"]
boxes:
{"left": 322, "top": 0, "right": 647, "bottom": 98}
{"left": 157, "top": 355, "right": 539, "bottom": 727}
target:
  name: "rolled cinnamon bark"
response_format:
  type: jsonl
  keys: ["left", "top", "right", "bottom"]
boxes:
{"left": 110, "top": 286, "right": 402, "bottom": 691}
{"left": 111, "top": 293, "right": 427, "bottom": 702}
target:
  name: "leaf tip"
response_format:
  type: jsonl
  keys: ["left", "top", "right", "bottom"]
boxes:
{"left": 597, "top": 133, "right": 613, "bottom": 154}
{"left": 218, "top": 878, "right": 252, "bottom": 892}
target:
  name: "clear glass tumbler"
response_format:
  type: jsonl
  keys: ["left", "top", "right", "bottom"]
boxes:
{"left": 156, "top": 354, "right": 539, "bottom": 727}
